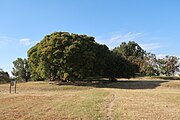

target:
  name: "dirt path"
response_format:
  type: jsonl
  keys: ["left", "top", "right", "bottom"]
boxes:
{"left": 105, "top": 92, "right": 115, "bottom": 120}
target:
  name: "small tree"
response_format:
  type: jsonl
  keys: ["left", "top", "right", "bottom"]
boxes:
{"left": 158, "top": 56, "right": 180, "bottom": 76}
{"left": 12, "top": 58, "right": 30, "bottom": 82}
{"left": 143, "top": 53, "right": 159, "bottom": 76}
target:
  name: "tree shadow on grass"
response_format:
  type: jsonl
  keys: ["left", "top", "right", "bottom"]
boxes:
{"left": 55, "top": 79, "right": 168, "bottom": 89}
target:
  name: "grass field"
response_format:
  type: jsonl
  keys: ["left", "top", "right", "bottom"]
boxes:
{"left": 0, "top": 79, "right": 180, "bottom": 120}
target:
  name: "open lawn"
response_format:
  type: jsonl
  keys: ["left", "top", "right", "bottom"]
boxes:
{"left": 0, "top": 79, "right": 180, "bottom": 120}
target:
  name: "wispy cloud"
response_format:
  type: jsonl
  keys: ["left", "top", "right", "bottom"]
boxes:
{"left": 140, "top": 43, "right": 161, "bottom": 51}
{"left": 19, "top": 38, "right": 39, "bottom": 46}
{"left": 19, "top": 38, "right": 31, "bottom": 45}
{"left": 0, "top": 36, "right": 38, "bottom": 47}
{"left": 0, "top": 36, "right": 15, "bottom": 46}
{"left": 96, "top": 31, "right": 164, "bottom": 52}
{"left": 109, "top": 32, "right": 143, "bottom": 43}
{"left": 96, "top": 32, "right": 143, "bottom": 49}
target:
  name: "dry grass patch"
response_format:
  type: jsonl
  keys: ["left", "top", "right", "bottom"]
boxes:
{"left": 111, "top": 80, "right": 180, "bottom": 120}
{"left": 0, "top": 81, "right": 109, "bottom": 120}
{"left": 0, "top": 80, "right": 180, "bottom": 120}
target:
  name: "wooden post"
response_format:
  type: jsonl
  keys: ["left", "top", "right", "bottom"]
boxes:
{"left": 15, "top": 81, "right": 16, "bottom": 93}
{"left": 10, "top": 81, "right": 16, "bottom": 94}
{"left": 9, "top": 82, "right": 11, "bottom": 93}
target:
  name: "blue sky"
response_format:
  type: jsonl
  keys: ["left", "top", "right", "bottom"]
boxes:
{"left": 0, "top": 0, "right": 180, "bottom": 74}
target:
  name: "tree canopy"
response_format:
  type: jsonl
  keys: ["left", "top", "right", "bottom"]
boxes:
{"left": 12, "top": 58, "right": 30, "bottom": 82}
{"left": 157, "top": 56, "right": 180, "bottom": 76}
{"left": 113, "top": 41, "right": 146, "bottom": 74}
{"left": 27, "top": 32, "right": 136, "bottom": 81}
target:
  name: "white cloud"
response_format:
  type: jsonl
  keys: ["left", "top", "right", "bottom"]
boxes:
{"left": 140, "top": 43, "right": 161, "bottom": 51}
{"left": 19, "top": 38, "right": 31, "bottom": 45}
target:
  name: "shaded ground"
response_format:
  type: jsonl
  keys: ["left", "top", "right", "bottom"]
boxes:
{"left": 56, "top": 79, "right": 168, "bottom": 89}
{"left": 0, "top": 79, "right": 180, "bottom": 120}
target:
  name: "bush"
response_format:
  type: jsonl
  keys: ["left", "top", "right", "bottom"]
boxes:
{"left": 0, "top": 71, "right": 10, "bottom": 83}
{"left": 63, "top": 73, "right": 69, "bottom": 82}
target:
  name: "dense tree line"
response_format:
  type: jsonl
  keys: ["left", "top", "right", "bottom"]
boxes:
{"left": 113, "top": 41, "right": 180, "bottom": 76}
{"left": 12, "top": 32, "right": 180, "bottom": 82}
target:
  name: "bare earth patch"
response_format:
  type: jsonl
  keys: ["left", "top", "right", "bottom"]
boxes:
{"left": 104, "top": 93, "right": 115, "bottom": 120}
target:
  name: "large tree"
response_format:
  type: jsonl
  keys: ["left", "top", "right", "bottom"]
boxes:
{"left": 113, "top": 41, "right": 145, "bottom": 59}
{"left": 113, "top": 41, "right": 146, "bottom": 74}
{"left": 27, "top": 32, "right": 136, "bottom": 81}
{"left": 12, "top": 58, "right": 30, "bottom": 82}
{"left": 28, "top": 32, "right": 111, "bottom": 80}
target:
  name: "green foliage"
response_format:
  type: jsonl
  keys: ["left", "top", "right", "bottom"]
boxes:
{"left": 28, "top": 32, "right": 111, "bottom": 80}
{"left": 113, "top": 41, "right": 170, "bottom": 77}
{"left": 113, "top": 41, "right": 180, "bottom": 77}
{"left": 12, "top": 58, "right": 30, "bottom": 82}
{"left": 0, "top": 69, "right": 10, "bottom": 83}
{"left": 104, "top": 52, "right": 137, "bottom": 80}
{"left": 157, "top": 56, "right": 180, "bottom": 76}
{"left": 27, "top": 32, "right": 137, "bottom": 81}
{"left": 8, "top": 31, "right": 179, "bottom": 82}
{"left": 113, "top": 41, "right": 145, "bottom": 74}
{"left": 139, "top": 53, "right": 159, "bottom": 76}
{"left": 113, "top": 41, "right": 145, "bottom": 59}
